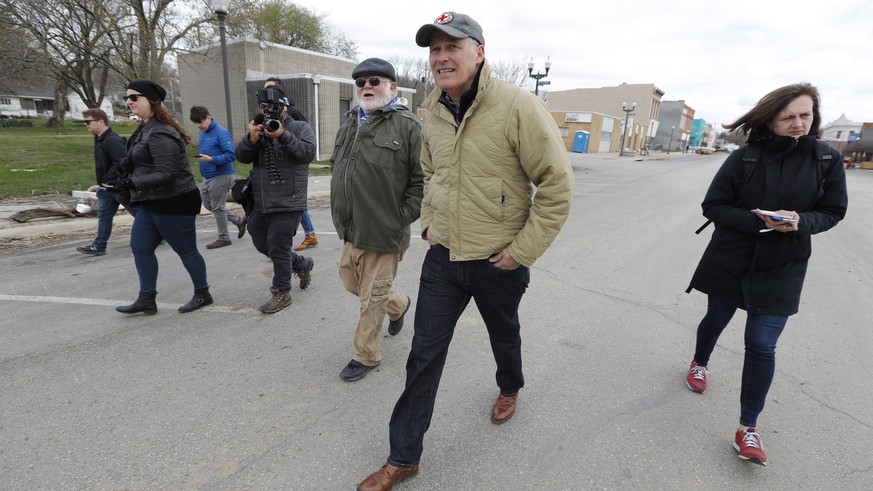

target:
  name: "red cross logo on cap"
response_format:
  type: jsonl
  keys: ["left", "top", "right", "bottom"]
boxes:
{"left": 435, "top": 12, "right": 453, "bottom": 24}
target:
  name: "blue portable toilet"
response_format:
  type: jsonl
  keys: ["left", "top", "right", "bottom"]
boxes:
{"left": 572, "top": 131, "right": 590, "bottom": 153}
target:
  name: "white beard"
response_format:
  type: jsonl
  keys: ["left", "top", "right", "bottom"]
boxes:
{"left": 358, "top": 93, "right": 393, "bottom": 113}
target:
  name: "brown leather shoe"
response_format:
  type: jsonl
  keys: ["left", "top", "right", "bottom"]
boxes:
{"left": 356, "top": 462, "right": 419, "bottom": 491}
{"left": 490, "top": 392, "right": 518, "bottom": 424}
{"left": 293, "top": 232, "right": 318, "bottom": 251}
{"left": 206, "top": 239, "right": 232, "bottom": 249}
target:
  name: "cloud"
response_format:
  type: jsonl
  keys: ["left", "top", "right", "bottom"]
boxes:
{"left": 293, "top": 0, "right": 873, "bottom": 126}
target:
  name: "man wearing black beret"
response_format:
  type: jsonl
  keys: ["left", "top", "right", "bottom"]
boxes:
{"left": 330, "top": 57, "right": 423, "bottom": 383}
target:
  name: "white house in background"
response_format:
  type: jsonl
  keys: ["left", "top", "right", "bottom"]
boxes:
{"left": 66, "top": 93, "right": 116, "bottom": 121}
{"left": 0, "top": 79, "right": 116, "bottom": 121}
{"left": 820, "top": 113, "right": 862, "bottom": 153}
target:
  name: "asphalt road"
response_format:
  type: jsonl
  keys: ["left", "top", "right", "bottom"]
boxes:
{"left": 1, "top": 152, "right": 871, "bottom": 490}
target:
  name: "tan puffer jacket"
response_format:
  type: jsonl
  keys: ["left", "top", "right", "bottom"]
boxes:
{"left": 419, "top": 61, "right": 574, "bottom": 267}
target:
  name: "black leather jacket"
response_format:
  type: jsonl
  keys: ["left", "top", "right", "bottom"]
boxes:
{"left": 126, "top": 118, "right": 197, "bottom": 203}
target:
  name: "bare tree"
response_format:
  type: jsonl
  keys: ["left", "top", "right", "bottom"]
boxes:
{"left": 322, "top": 29, "right": 357, "bottom": 59}
{"left": 2, "top": 0, "right": 213, "bottom": 126}
{"left": 2, "top": 0, "right": 119, "bottom": 126}
{"left": 388, "top": 55, "right": 532, "bottom": 108}
{"left": 106, "top": 0, "right": 214, "bottom": 82}
{"left": 489, "top": 58, "right": 530, "bottom": 88}
{"left": 388, "top": 55, "right": 432, "bottom": 109}
{"left": 0, "top": 22, "right": 50, "bottom": 89}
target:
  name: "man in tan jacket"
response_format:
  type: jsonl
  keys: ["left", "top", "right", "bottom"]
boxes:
{"left": 357, "top": 11, "right": 575, "bottom": 491}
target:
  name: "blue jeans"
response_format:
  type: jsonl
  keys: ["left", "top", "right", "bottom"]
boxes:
{"left": 300, "top": 210, "right": 314, "bottom": 235}
{"left": 93, "top": 188, "right": 136, "bottom": 248}
{"left": 388, "top": 245, "right": 529, "bottom": 466}
{"left": 130, "top": 207, "right": 208, "bottom": 294}
{"left": 693, "top": 295, "right": 788, "bottom": 427}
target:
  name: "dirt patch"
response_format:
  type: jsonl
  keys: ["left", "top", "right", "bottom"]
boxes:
{"left": 0, "top": 226, "right": 130, "bottom": 252}
{"left": 0, "top": 196, "right": 330, "bottom": 253}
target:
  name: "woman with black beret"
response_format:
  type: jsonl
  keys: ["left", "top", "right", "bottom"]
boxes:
{"left": 108, "top": 79, "right": 212, "bottom": 315}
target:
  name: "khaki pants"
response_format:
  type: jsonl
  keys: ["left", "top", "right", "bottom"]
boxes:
{"left": 338, "top": 242, "right": 406, "bottom": 365}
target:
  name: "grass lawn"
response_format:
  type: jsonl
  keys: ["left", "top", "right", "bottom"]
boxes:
{"left": 0, "top": 120, "right": 330, "bottom": 200}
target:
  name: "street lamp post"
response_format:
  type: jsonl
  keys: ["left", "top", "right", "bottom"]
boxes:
{"left": 619, "top": 101, "right": 636, "bottom": 156}
{"left": 213, "top": 0, "right": 233, "bottom": 140}
{"left": 527, "top": 57, "right": 551, "bottom": 96}
{"left": 667, "top": 125, "right": 675, "bottom": 154}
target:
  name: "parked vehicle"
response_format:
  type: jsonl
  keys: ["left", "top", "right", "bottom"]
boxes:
{"left": 690, "top": 146, "right": 715, "bottom": 155}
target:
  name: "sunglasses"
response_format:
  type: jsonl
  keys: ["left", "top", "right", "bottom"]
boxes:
{"left": 123, "top": 93, "right": 143, "bottom": 102}
{"left": 355, "top": 77, "right": 387, "bottom": 88}
{"left": 82, "top": 119, "right": 97, "bottom": 125}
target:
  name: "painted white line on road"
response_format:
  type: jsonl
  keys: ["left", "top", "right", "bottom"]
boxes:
{"left": 0, "top": 294, "right": 260, "bottom": 315}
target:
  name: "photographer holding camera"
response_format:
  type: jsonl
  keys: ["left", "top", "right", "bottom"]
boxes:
{"left": 263, "top": 78, "right": 319, "bottom": 251}
{"left": 235, "top": 86, "right": 316, "bottom": 314}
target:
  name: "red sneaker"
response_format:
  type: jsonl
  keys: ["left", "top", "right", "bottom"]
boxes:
{"left": 686, "top": 361, "right": 708, "bottom": 393}
{"left": 733, "top": 428, "right": 768, "bottom": 466}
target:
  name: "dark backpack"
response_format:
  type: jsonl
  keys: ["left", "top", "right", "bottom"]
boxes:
{"left": 694, "top": 141, "right": 834, "bottom": 234}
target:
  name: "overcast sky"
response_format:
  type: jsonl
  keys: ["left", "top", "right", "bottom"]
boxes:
{"left": 289, "top": 0, "right": 871, "bottom": 129}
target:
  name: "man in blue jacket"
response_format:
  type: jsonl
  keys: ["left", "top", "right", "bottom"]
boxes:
{"left": 190, "top": 106, "right": 246, "bottom": 249}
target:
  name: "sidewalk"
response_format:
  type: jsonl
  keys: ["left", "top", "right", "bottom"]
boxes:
{"left": 0, "top": 175, "right": 332, "bottom": 242}
{"left": 572, "top": 149, "right": 699, "bottom": 161}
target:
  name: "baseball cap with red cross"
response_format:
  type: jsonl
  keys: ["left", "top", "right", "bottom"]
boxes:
{"left": 415, "top": 11, "right": 485, "bottom": 47}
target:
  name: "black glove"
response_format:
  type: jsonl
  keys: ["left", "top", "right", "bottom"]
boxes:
{"left": 110, "top": 158, "right": 132, "bottom": 180}
{"left": 105, "top": 178, "right": 134, "bottom": 192}
{"left": 118, "top": 157, "right": 133, "bottom": 174}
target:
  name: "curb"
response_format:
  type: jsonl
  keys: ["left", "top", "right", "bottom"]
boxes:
{"left": 0, "top": 176, "right": 332, "bottom": 242}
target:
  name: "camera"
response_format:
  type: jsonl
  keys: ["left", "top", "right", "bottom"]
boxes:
{"left": 264, "top": 118, "right": 281, "bottom": 133}
{"left": 256, "top": 87, "right": 288, "bottom": 133}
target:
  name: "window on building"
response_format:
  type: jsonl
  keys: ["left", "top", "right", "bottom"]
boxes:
{"left": 836, "top": 131, "right": 842, "bottom": 139}
{"left": 0, "top": 98, "right": 11, "bottom": 105}
{"left": 339, "top": 99, "right": 351, "bottom": 120}
{"left": 559, "top": 127, "right": 569, "bottom": 137}
{"left": 601, "top": 130, "right": 613, "bottom": 142}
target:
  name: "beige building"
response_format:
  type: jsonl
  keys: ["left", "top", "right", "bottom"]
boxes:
{"left": 549, "top": 111, "right": 622, "bottom": 153}
{"left": 547, "top": 83, "right": 665, "bottom": 153}
{"left": 177, "top": 39, "right": 415, "bottom": 161}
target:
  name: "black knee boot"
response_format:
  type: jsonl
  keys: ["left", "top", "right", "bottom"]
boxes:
{"left": 116, "top": 292, "right": 158, "bottom": 315}
{"left": 178, "top": 287, "right": 213, "bottom": 313}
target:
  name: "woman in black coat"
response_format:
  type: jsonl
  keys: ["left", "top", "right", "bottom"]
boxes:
{"left": 684, "top": 83, "right": 848, "bottom": 466}
{"left": 107, "top": 80, "right": 212, "bottom": 315}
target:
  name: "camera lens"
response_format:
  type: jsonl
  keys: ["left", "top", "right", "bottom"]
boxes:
{"left": 265, "top": 119, "right": 281, "bottom": 132}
